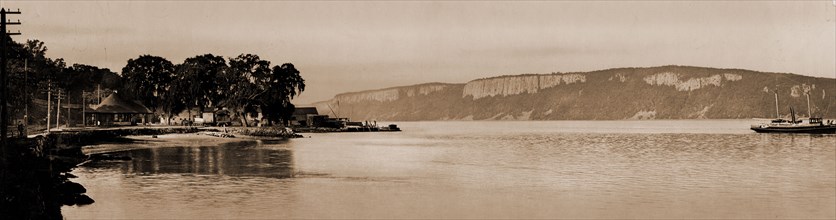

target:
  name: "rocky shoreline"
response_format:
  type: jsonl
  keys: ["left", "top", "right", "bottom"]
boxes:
{"left": 1, "top": 136, "right": 93, "bottom": 219}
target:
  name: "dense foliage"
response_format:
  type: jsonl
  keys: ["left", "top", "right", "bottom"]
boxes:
{"left": 3, "top": 37, "right": 304, "bottom": 127}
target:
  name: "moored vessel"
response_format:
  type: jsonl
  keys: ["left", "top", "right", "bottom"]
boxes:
{"left": 750, "top": 89, "right": 836, "bottom": 134}
{"left": 751, "top": 116, "right": 836, "bottom": 134}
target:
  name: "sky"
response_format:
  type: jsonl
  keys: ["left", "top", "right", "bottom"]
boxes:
{"left": 1, "top": 1, "right": 835, "bottom": 104}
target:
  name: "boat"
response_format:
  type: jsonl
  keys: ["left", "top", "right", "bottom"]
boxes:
{"left": 750, "top": 90, "right": 836, "bottom": 134}
{"left": 751, "top": 115, "right": 836, "bottom": 134}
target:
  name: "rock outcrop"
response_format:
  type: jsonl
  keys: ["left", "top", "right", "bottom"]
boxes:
{"left": 462, "top": 74, "right": 586, "bottom": 99}
{"left": 642, "top": 72, "right": 743, "bottom": 91}
{"left": 331, "top": 83, "right": 452, "bottom": 104}
{"left": 312, "top": 66, "right": 836, "bottom": 121}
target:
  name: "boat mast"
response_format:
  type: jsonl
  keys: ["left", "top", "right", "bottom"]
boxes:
{"left": 806, "top": 93, "right": 811, "bottom": 117}
{"left": 774, "top": 91, "right": 780, "bottom": 118}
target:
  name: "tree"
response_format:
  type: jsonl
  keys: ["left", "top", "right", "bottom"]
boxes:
{"left": 158, "top": 75, "right": 187, "bottom": 125}
{"left": 23, "top": 39, "right": 47, "bottom": 59}
{"left": 6, "top": 38, "right": 65, "bottom": 125}
{"left": 121, "top": 55, "right": 175, "bottom": 122}
{"left": 175, "top": 54, "right": 227, "bottom": 112}
{"left": 64, "top": 64, "right": 121, "bottom": 93}
{"left": 221, "top": 54, "right": 271, "bottom": 127}
{"left": 260, "top": 63, "right": 305, "bottom": 125}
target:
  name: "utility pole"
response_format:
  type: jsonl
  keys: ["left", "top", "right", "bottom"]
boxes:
{"left": 1, "top": 8, "right": 21, "bottom": 160}
{"left": 56, "top": 89, "right": 62, "bottom": 130}
{"left": 82, "top": 91, "right": 85, "bottom": 127}
{"left": 67, "top": 91, "right": 71, "bottom": 128}
{"left": 46, "top": 80, "right": 51, "bottom": 132}
{"left": 23, "top": 59, "right": 27, "bottom": 135}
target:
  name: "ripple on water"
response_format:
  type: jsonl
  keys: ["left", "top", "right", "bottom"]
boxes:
{"left": 65, "top": 121, "right": 836, "bottom": 219}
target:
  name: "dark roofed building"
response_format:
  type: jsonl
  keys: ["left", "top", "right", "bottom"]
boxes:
{"left": 86, "top": 93, "right": 153, "bottom": 126}
{"left": 293, "top": 107, "right": 319, "bottom": 115}
{"left": 291, "top": 107, "right": 320, "bottom": 127}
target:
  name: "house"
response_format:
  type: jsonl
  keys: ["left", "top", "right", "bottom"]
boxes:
{"left": 290, "top": 107, "right": 319, "bottom": 127}
{"left": 200, "top": 109, "right": 234, "bottom": 126}
{"left": 86, "top": 93, "right": 153, "bottom": 126}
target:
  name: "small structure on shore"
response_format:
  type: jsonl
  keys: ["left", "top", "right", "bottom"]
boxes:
{"left": 291, "top": 115, "right": 400, "bottom": 133}
{"left": 290, "top": 107, "right": 320, "bottom": 127}
{"left": 200, "top": 109, "right": 233, "bottom": 126}
{"left": 86, "top": 93, "right": 153, "bottom": 126}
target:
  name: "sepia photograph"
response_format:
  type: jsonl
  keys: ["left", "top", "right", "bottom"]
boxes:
{"left": 0, "top": 1, "right": 834, "bottom": 219}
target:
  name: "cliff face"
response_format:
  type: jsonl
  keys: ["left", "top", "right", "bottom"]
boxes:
{"left": 313, "top": 66, "right": 836, "bottom": 121}
{"left": 462, "top": 74, "right": 586, "bottom": 99}
{"left": 331, "top": 83, "right": 450, "bottom": 104}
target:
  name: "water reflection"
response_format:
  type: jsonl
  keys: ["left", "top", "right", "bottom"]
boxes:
{"left": 88, "top": 140, "right": 294, "bottom": 179}
{"left": 65, "top": 121, "right": 836, "bottom": 219}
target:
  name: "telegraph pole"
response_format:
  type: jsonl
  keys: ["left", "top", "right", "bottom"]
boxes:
{"left": 67, "top": 91, "right": 71, "bottom": 128}
{"left": 46, "top": 80, "right": 51, "bottom": 132}
{"left": 97, "top": 84, "right": 101, "bottom": 103}
{"left": 1, "top": 8, "right": 21, "bottom": 162}
{"left": 23, "top": 59, "right": 27, "bottom": 134}
{"left": 82, "top": 91, "right": 86, "bottom": 127}
{"left": 56, "top": 89, "right": 62, "bottom": 130}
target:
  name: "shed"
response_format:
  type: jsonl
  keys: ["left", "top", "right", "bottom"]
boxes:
{"left": 291, "top": 107, "right": 319, "bottom": 127}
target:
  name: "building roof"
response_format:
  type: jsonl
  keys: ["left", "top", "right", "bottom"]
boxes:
{"left": 90, "top": 93, "right": 153, "bottom": 114}
{"left": 293, "top": 107, "right": 319, "bottom": 115}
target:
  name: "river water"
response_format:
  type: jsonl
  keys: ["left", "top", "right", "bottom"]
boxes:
{"left": 63, "top": 120, "right": 835, "bottom": 219}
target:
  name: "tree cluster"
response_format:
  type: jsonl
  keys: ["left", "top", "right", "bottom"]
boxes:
{"left": 121, "top": 54, "right": 305, "bottom": 126}
{"left": 3, "top": 37, "right": 304, "bottom": 127}
{"left": 3, "top": 36, "right": 123, "bottom": 127}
